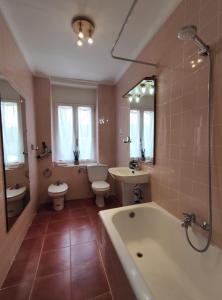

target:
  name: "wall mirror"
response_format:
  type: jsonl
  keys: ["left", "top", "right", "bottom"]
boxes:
{"left": 0, "top": 75, "right": 30, "bottom": 231}
{"left": 124, "top": 76, "right": 156, "bottom": 164}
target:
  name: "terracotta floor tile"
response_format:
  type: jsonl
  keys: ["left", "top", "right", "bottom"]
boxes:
{"left": 31, "top": 271, "right": 71, "bottom": 300}
{"left": 25, "top": 224, "right": 47, "bottom": 239}
{"left": 43, "top": 233, "right": 70, "bottom": 252}
{"left": 37, "top": 247, "right": 70, "bottom": 277}
{"left": 69, "top": 215, "right": 92, "bottom": 228}
{"left": 47, "top": 220, "right": 70, "bottom": 235}
{"left": 3, "top": 256, "right": 39, "bottom": 288}
{"left": 71, "top": 241, "right": 99, "bottom": 267}
{"left": 69, "top": 207, "right": 88, "bottom": 217}
{"left": 50, "top": 210, "right": 70, "bottom": 222}
{"left": 71, "top": 260, "right": 109, "bottom": 300}
{"left": 16, "top": 237, "right": 43, "bottom": 261}
{"left": 66, "top": 198, "right": 94, "bottom": 209}
{"left": 91, "top": 292, "right": 112, "bottom": 300}
{"left": 0, "top": 281, "right": 32, "bottom": 300}
{"left": 70, "top": 226, "right": 95, "bottom": 245}
{"left": 32, "top": 212, "right": 51, "bottom": 225}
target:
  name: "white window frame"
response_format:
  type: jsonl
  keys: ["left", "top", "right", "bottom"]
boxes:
{"left": 53, "top": 102, "right": 96, "bottom": 163}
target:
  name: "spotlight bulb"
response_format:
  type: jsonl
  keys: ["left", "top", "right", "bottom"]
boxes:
{"left": 77, "top": 38, "right": 83, "bottom": 47}
{"left": 135, "top": 95, "right": 140, "bottom": 103}
{"left": 149, "top": 87, "right": 154, "bottom": 95}
{"left": 78, "top": 31, "right": 84, "bottom": 39}
{"left": 140, "top": 84, "right": 146, "bottom": 94}
{"left": 128, "top": 95, "right": 133, "bottom": 102}
{"left": 88, "top": 37, "right": 93, "bottom": 44}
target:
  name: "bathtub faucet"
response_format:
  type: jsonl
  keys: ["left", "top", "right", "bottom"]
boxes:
{"left": 181, "top": 212, "right": 196, "bottom": 228}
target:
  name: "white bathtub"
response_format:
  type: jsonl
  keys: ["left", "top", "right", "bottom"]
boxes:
{"left": 99, "top": 202, "right": 222, "bottom": 300}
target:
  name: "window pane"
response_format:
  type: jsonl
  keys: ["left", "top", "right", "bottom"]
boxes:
{"left": 56, "top": 105, "right": 74, "bottom": 161}
{"left": 1, "top": 101, "right": 24, "bottom": 165}
{"left": 143, "top": 111, "right": 154, "bottom": 159}
{"left": 78, "top": 106, "right": 94, "bottom": 161}
{"left": 130, "top": 109, "right": 140, "bottom": 158}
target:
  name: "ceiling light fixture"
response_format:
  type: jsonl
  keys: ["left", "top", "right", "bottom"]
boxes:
{"left": 72, "top": 16, "right": 95, "bottom": 47}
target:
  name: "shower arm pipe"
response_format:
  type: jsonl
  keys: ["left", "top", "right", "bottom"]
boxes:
{"left": 194, "top": 35, "right": 210, "bottom": 54}
{"left": 111, "top": 0, "right": 158, "bottom": 68}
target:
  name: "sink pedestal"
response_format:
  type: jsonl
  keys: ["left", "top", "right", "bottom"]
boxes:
{"left": 108, "top": 167, "right": 150, "bottom": 206}
{"left": 121, "top": 182, "right": 147, "bottom": 206}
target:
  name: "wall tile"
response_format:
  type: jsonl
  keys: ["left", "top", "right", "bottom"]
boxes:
{"left": 116, "top": 0, "right": 222, "bottom": 248}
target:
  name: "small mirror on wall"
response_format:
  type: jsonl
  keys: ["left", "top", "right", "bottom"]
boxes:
{"left": 0, "top": 75, "right": 30, "bottom": 231}
{"left": 123, "top": 76, "right": 156, "bottom": 164}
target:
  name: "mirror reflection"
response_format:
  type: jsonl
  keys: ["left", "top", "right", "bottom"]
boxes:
{"left": 0, "top": 76, "right": 30, "bottom": 231}
{"left": 125, "top": 77, "right": 156, "bottom": 163}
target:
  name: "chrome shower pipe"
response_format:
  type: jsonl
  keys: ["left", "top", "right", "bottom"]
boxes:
{"left": 111, "top": 0, "right": 158, "bottom": 68}
{"left": 178, "top": 25, "right": 213, "bottom": 252}
{"left": 185, "top": 48, "right": 213, "bottom": 253}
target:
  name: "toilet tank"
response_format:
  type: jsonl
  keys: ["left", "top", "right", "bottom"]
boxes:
{"left": 87, "top": 164, "right": 108, "bottom": 182}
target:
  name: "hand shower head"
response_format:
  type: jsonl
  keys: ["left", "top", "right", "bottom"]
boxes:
{"left": 177, "top": 25, "right": 197, "bottom": 40}
{"left": 177, "top": 25, "right": 209, "bottom": 55}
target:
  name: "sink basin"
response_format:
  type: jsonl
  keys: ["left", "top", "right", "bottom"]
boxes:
{"left": 108, "top": 167, "right": 149, "bottom": 184}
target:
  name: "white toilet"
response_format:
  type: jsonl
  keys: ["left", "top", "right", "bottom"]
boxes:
{"left": 87, "top": 164, "right": 110, "bottom": 207}
{"left": 48, "top": 182, "right": 68, "bottom": 211}
{"left": 6, "top": 186, "right": 26, "bottom": 217}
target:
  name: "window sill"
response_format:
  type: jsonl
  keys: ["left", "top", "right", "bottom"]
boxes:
{"left": 5, "top": 163, "right": 25, "bottom": 170}
{"left": 53, "top": 161, "right": 97, "bottom": 167}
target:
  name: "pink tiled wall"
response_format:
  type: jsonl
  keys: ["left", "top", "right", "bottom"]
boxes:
{"left": 97, "top": 85, "right": 116, "bottom": 167}
{"left": 0, "top": 11, "right": 38, "bottom": 285}
{"left": 115, "top": 0, "right": 222, "bottom": 248}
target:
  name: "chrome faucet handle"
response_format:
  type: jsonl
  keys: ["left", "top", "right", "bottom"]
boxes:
{"left": 181, "top": 212, "right": 196, "bottom": 228}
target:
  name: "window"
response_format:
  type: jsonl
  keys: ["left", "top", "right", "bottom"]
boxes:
{"left": 1, "top": 100, "right": 24, "bottom": 166}
{"left": 130, "top": 110, "right": 140, "bottom": 158}
{"left": 54, "top": 104, "right": 95, "bottom": 162}
{"left": 143, "top": 111, "right": 154, "bottom": 159}
{"left": 130, "top": 109, "right": 154, "bottom": 160}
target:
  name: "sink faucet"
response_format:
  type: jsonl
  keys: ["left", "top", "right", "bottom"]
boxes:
{"left": 129, "top": 159, "right": 141, "bottom": 170}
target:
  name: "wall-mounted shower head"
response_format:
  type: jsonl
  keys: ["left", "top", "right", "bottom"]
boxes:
{"left": 177, "top": 25, "right": 197, "bottom": 40}
{"left": 177, "top": 25, "right": 210, "bottom": 55}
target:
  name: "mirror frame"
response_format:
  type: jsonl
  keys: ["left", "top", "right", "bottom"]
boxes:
{"left": 123, "top": 75, "right": 157, "bottom": 165}
{"left": 0, "top": 99, "right": 10, "bottom": 231}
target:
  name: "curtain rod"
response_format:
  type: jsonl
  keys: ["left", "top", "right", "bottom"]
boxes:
{"left": 111, "top": 0, "right": 158, "bottom": 68}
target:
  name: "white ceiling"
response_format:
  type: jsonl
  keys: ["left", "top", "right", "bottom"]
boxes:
{"left": 0, "top": 0, "right": 181, "bottom": 83}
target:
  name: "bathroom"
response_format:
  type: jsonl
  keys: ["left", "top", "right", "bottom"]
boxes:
{"left": 0, "top": 0, "right": 222, "bottom": 299}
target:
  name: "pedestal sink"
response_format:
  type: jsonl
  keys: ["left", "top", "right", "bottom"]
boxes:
{"left": 109, "top": 167, "right": 150, "bottom": 206}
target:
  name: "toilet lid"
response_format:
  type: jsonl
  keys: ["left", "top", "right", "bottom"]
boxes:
{"left": 7, "top": 186, "right": 26, "bottom": 199}
{"left": 48, "top": 183, "right": 68, "bottom": 194}
{"left": 92, "top": 181, "right": 110, "bottom": 191}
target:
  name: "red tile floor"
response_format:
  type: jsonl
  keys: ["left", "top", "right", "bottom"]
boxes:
{"left": 0, "top": 197, "right": 121, "bottom": 300}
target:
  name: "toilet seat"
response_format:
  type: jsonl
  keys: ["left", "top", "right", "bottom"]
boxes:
{"left": 92, "top": 181, "right": 110, "bottom": 192}
{"left": 48, "top": 183, "right": 68, "bottom": 197}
